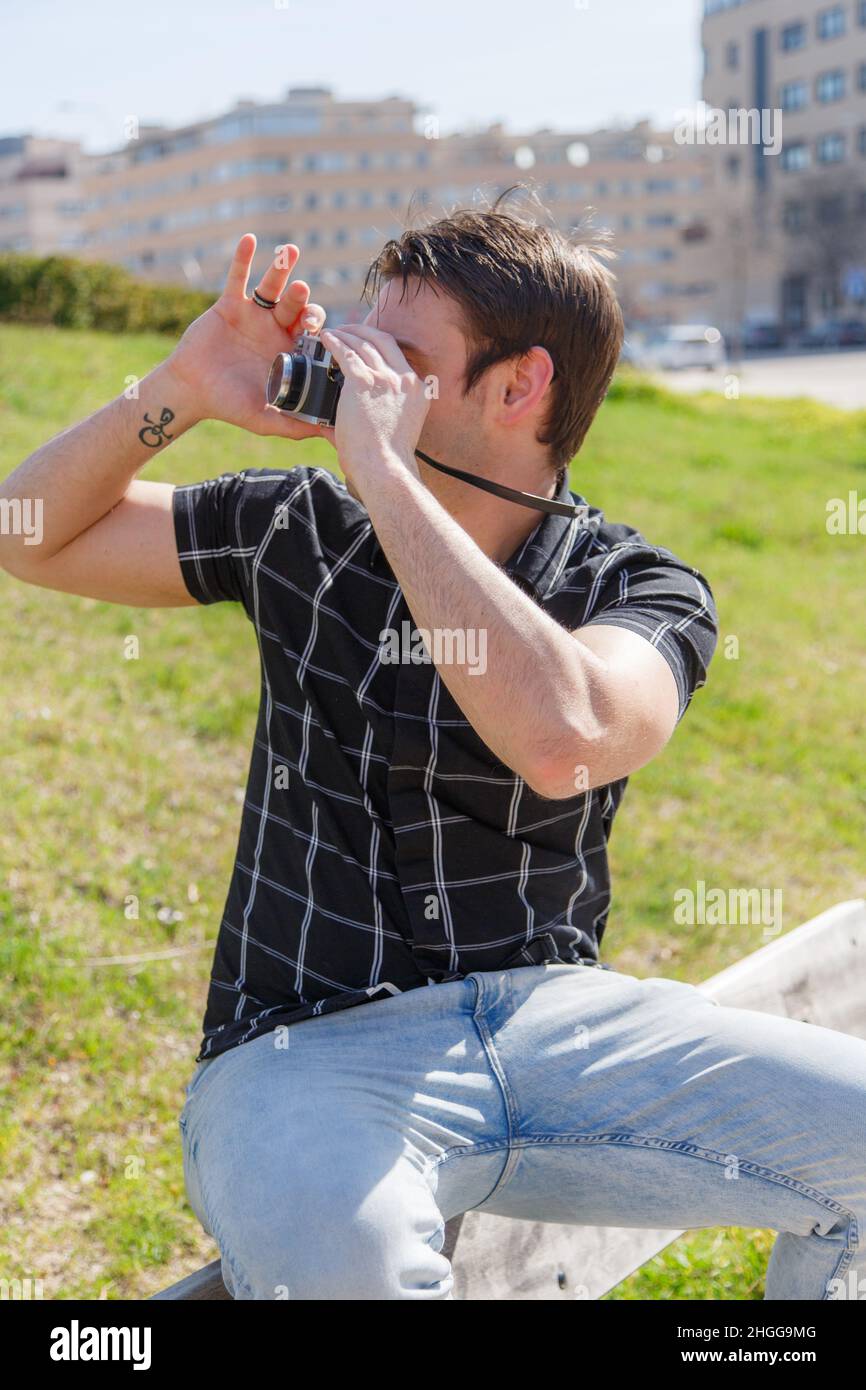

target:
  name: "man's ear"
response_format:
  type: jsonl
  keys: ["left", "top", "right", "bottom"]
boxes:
{"left": 501, "top": 346, "right": 555, "bottom": 424}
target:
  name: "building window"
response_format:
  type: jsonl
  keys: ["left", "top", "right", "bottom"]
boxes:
{"left": 819, "top": 280, "right": 842, "bottom": 313}
{"left": 860, "top": 0, "right": 866, "bottom": 24}
{"left": 780, "top": 141, "right": 810, "bottom": 170}
{"left": 727, "top": 153, "right": 741, "bottom": 178}
{"left": 726, "top": 40, "right": 739, "bottom": 69}
{"left": 817, "top": 132, "right": 846, "bottom": 162}
{"left": 816, "top": 69, "right": 845, "bottom": 101}
{"left": 779, "top": 21, "right": 806, "bottom": 50}
{"left": 318, "top": 152, "right": 350, "bottom": 173}
{"left": 859, "top": 62, "right": 866, "bottom": 91}
{"left": 816, "top": 6, "right": 846, "bottom": 39}
{"left": 783, "top": 200, "right": 806, "bottom": 233}
{"left": 859, "top": 126, "right": 866, "bottom": 156}
{"left": 781, "top": 274, "right": 808, "bottom": 329}
{"left": 171, "top": 133, "right": 199, "bottom": 156}
{"left": 132, "top": 142, "right": 170, "bottom": 165}
{"left": 780, "top": 80, "right": 808, "bottom": 110}
{"left": 681, "top": 221, "right": 708, "bottom": 242}
{"left": 816, "top": 194, "right": 846, "bottom": 223}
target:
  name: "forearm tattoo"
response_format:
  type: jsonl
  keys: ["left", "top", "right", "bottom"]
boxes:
{"left": 138, "top": 407, "right": 175, "bottom": 448}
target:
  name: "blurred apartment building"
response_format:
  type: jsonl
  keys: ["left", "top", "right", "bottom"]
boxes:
{"left": 438, "top": 122, "right": 717, "bottom": 332}
{"left": 63, "top": 87, "right": 717, "bottom": 329}
{"left": 702, "top": 0, "right": 866, "bottom": 334}
{"left": 6, "top": 9, "right": 866, "bottom": 341}
{"left": 0, "top": 135, "right": 87, "bottom": 255}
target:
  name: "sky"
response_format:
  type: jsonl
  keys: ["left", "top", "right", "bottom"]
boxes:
{"left": 1, "top": 0, "right": 705, "bottom": 151}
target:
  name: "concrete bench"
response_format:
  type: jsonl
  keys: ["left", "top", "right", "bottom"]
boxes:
{"left": 153, "top": 897, "right": 866, "bottom": 1301}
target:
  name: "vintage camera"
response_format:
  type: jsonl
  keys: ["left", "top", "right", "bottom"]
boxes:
{"left": 266, "top": 332, "right": 344, "bottom": 427}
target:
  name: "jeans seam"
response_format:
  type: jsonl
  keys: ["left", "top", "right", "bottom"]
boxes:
{"left": 180, "top": 1112, "right": 255, "bottom": 1298}
{"left": 466, "top": 973, "right": 523, "bottom": 1206}
{"left": 429, "top": 1139, "right": 513, "bottom": 1168}
{"left": 193, "top": 1145, "right": 256, "bottom": 1298}
{"left": 507, "top": 1133, "right": 856, "bottom": 1209}
{"left": 424, "top": 1141, "right": 513, "bottom": 1216}
{"left": 499, "top": 1130, "right": 860, "bottom": 1282}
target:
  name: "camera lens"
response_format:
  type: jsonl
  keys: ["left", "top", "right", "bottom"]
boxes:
{"left": 267, "top": 352, "right": 309, "bottom": 411}
{"left": 266, "top": 355, "right": 287, "bottom": 407}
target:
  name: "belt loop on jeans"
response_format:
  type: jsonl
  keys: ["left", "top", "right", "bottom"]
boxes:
{"left": 465, "top": 972, "right": 482, "bottom": 1017}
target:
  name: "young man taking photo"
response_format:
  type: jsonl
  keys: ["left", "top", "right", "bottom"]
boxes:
{"left": 3, "top": 209, "right": 866, "bottom": 1302}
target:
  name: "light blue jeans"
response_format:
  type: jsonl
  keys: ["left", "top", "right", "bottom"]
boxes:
{"left": 178, "top": 962, "right": 866, "bottom": 1300}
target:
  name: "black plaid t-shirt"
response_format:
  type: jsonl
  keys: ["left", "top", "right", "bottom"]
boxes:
{"left": 172, "top": 464, "right": 718, "bottom": 1061}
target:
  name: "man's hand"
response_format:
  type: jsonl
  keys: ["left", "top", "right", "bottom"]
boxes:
{"left": 168, "top": 234, "right": 327, "bottom": 439}
{"left": 0, "top": 235, "right": 330, "bottom": 604}
{"left": 319, "top": 325, "right": 430, "bottom": 487}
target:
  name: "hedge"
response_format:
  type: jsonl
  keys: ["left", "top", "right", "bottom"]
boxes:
{"left": 0, "top": 252, "right": 215, "bottom": 335}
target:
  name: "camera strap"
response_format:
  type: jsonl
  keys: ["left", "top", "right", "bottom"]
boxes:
{"left": 413, "top": 449, "right": 587, "bottom": 520}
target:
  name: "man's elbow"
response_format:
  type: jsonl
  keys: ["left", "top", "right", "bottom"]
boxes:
{"left": 522, "top": 710, "right": 673, "bottom": 801}
{"left": 0, "top": 497, "right": 45, "bottom": 579}
{"left": 521, "top": 715, "right": 608, "bottom": 801}
{"left": 0, "top": 539, "right": 45, "bottom": 584}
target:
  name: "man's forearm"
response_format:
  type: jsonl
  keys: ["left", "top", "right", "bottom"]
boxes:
{"left": 359, "top": 456, "right": 609, "bottom": 796}
{"left": 0, "top": 357, "right": 199, "bottom": 568}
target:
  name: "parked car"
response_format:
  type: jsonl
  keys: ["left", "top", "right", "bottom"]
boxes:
{"left": 741, "top": 321, "right": 786, "bottom": 352}
{"left": 832, "top": 319, "right": 866, "bottom": 346}
{"left": 637, "top": 324, "right": 726, "bottom": 371}
{"left": 797, "top": 322, "right": 832, "bottom": 349}
{"left": 796, "top": 319, "right": 866, "bottom": 349}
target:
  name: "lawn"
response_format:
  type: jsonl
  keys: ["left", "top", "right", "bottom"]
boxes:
{"left": 1, "top": 322, "right": 864, "bottom": 1299}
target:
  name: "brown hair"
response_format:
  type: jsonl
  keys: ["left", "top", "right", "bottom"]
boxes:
{"left": 362, "top": 191, "right": 624, "bottom": 483}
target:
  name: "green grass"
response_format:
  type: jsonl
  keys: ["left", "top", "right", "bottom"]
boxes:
{"left": 1, "top": 323, "right": 864, "bottom": 1299}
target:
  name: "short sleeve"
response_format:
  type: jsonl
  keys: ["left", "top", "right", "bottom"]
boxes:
{"left": 578, "top": 537, "right": 718, "bottom": 722}
{"left": 172, "top": 467, "right": 303, "bottom": 611}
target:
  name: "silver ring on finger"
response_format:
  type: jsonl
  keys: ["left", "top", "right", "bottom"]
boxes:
{"left": 252, "top": 289, "right": 279, "bottom": 310}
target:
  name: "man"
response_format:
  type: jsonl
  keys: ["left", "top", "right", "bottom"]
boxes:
{"left": 3, "top": 210, "right": 865, "bottom": 1302}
